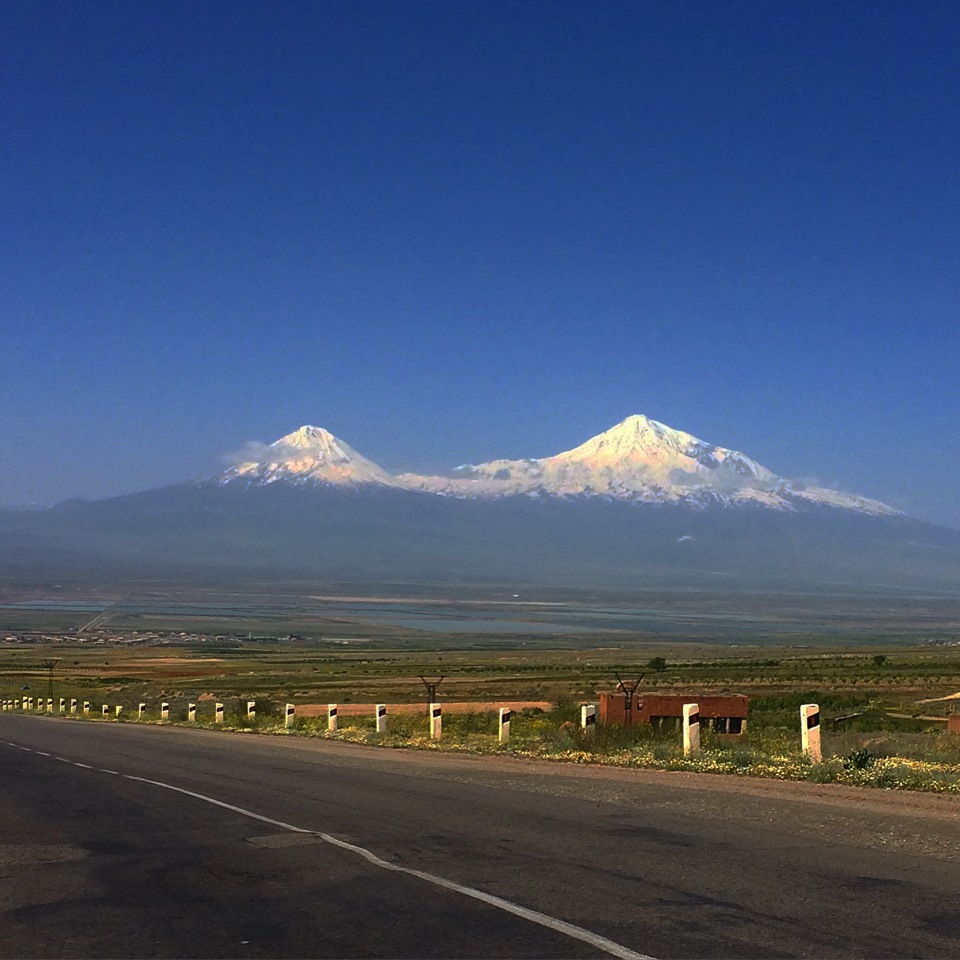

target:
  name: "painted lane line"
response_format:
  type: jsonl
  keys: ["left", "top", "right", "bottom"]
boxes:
{"left": 2, "top": 742, "right": 652, "bottom": 960}
{"left": 119, "top": 773, "right": 653, "bottom": 960}
{"left": 35, "top": 751, "right": 51, "bottom": 756}
{"left": 54, "top": 757, "right": 73, "bottom": 763}
{"left": 72, "top": 762, "right": 93, "bottom": 769}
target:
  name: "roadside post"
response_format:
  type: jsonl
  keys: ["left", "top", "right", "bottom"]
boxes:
{"left": 160, "top": 702, "right": 169, "bottom": 720}
{"left": 581, "top": 703, "right": 597, "bottom": 734}
{"left": 246, "top": 701, "right": 256, "bottom": 721}
{"left": 138, "top": 702, "right": 146, "bottom": 719}
{"left": 188, "top": 702, "right": 196, "bottom": 722}
{"left": 375, "top": 703, "right": 387, "bottom": 733}
{"left": 70, "top": 699, "right": 77, "bottom": 714}
{"left": 801, "top": 703, "right": 822, "bottom": 763}
{"left": 14, "top": 699, "right": 20, "bottom": 710}
{"left": 101, "top": 704, "right": 108, "bottom": 717}
{"left": 430, "top": 703, "right": 442, "bottom": 739}
{"left": 285, "top": 703, "right": 295, "bottom": 729}
{"left": 683, "top": 702, "right": 701, "bottom": 757}
{"left": 59, "top": 697, "right": 66, "bottom": 713}
{"left": 83, "top": 701, "right": 90, "bottom": 715}
{"left": 46, "top": 698, "right": 53, "bottom": 713}
{"left": 215, "top": 702, "right": 224, "bottom": 723}
{"left": 115, "top": 705, "right": 123, "bottom": 718}
{"left": 499, "top": 707, "right": 511, "bottom": 744}
{"left": 327, "top": 704, "right": 338, "bottom": 732}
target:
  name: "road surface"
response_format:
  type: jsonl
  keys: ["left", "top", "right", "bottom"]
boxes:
{"left": 1, "top": 714, "right": 959, "bottom": 959}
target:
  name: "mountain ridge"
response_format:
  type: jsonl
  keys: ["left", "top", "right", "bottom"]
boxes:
{"left": 215, "top": 414, "right": 901, "bottom": 518}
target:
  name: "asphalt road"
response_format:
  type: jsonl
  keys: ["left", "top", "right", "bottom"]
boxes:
{"left": 1, "top": 715, "right": 959, "bottom": 959}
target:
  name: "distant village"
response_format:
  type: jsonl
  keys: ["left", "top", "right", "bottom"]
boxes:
{"left": 0, "top": 630, "right": 319, "bottom": 646}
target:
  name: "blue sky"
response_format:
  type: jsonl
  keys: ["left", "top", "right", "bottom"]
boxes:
{"left": 2, "top": 0, "right": 958, "bottom": 526}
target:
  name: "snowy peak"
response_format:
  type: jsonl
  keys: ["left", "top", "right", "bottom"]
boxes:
{"left": 218, "top": 425, "right": 402, "bottom": 489}
{"left": 213, "top": 415, "right": 902, "bottom": 517}
{"left": 400, "top": 414, "right": 901, "bottom": 516}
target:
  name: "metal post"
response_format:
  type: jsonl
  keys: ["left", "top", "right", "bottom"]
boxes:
{"left": 327, "top": 703, "right": 338, "bottom": 732}
{"left": 430, "top": 703, "right": 442, "bottom": 739}
{"left": 683, "top": 702, "right": 700, "bottom": 757}
{"left": 801, "top": 703, "right": 822, "bottom": 763}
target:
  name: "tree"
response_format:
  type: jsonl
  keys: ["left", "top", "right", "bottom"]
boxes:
{"left": 872, "top": 654, "right": 887, "bottom": 667}
{"left": 647, "top": 656, "right": 668, "bottom": 673}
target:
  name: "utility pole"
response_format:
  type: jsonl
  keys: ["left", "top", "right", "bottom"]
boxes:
{"left": 42, "top": 658, "right": 60, "bottom": 700}
{"left": 419, "top": 675, "right": 445, "bottom": 713}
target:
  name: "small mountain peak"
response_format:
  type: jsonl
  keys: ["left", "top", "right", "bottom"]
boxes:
{"left": 276, "top": 425, "right": 337, "bottom": 448}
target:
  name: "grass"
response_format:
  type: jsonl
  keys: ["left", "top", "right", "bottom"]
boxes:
{"left": 4, "top": 641, "right": 960, "bottom": 794}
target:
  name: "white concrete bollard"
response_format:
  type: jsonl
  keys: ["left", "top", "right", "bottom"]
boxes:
{"left": 581, "top": 703, "right": 597, "bottom": 734}
{"left": 683, "top": 702, "right": 701, "bottom": 757}
{"left": 430, "top": 703, "right": 442, "bottom": 740}
{"left": 101, "top": 704, "right": 108, "bottom": 717}
{"left": 46, "top": 698, "right": 53, "bottom": 713}
{"left": 499, "top": 707, "right": 512, "bottom": 744}
{"left": 246, "top": 701, "right": 256, "bottom": 721}
{"left": 14, "top": 699, "right": 20, "bottom": 710}
{"left": 188, "top": 702, "right": 196, "bottom": 722}
{"left": 70, "top": 698, "right": 77, "bottom": 714}
{"left": 801, "top": 703, "right": 822, "bottom": 763}
{"left": 215, "top": 702, "right": 224, "bottom": 723}
{"left": 138, "top": 702, "right": 146, "bottom": 719}
{"left": 59, "top": 698, "right": 66, "bottom": 713}
{"left": 160, "top": 702, "right": 169, "bottom": 720}
{"left": 285, "top": 703, "right": 295, "bottom": 729}
{"left": 115, "top": 705, "right": 123, "bottom": 718}
{"left": 375, "top": 703, "right": 387, "bottom": 734}
{"left": 327, "top": 704, "right": 338, "bottom": 732}
{"left": 83, "top": 701, "right": 90, "bottom": 715}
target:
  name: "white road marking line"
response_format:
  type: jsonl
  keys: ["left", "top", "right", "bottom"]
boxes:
{"left": 54, "top": 757, "right": 73, "bottom": 763}
{"left": 73, "top": 762, "right": 92, "bottom": 769}
{"left": 0, "top": 738, "right": 652, "bottom": 960}
{"left": 35, "top": 751, "right": 51, "bottom": 756}
{"left": 121, "top": 774, "right": 650, "bottom": 960}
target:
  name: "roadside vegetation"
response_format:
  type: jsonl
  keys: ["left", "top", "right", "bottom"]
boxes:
{"left": 3, "top": 642, "right": 960, "bottom": 794}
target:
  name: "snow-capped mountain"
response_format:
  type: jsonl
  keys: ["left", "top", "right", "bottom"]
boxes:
{"left": 218, "top": 425, "right": 405, "bottom": 489}
{"left": 5, "top": 414, "right": 957, "bottom": 593}
{"left": 398, "top": 414, "right": 900, "bottom": 516}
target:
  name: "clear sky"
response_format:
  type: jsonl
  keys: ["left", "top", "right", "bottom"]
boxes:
{"left": 2, "top": 0, "right": 958, "bottom": 527}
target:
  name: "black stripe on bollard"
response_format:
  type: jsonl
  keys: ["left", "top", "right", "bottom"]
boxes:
{"left": 807, "top": 713, "right": 820, "bottom": 729}
{"left": 689, "top": 713, "right": 700, "bottom": 726}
